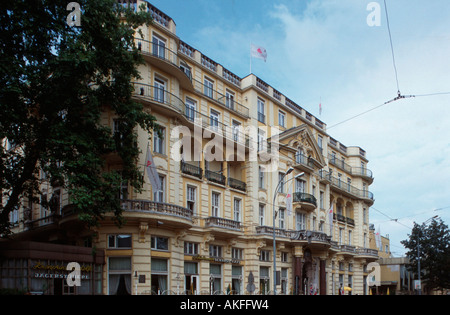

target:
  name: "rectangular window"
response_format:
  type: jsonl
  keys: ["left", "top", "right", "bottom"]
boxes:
{"left": 233, "top": 198, "right": 241, "bottom": 222}
{"left": 153, "top": 125, "right": 165, "bottom": 154}
{"left": 295, "top": 178, "right": 306, "bottom": 193}
{"left": 187, "top": 186, "right": 196, "bottom": 213}
{"left": 108, "top": 234, "right": 132, "bottom": 248}
{"left": 232, "top": 120, "right": 241, "bottom": 142}
{"left": 257, "top": 128, "right": 266, "bottom": 152}
{"left": 154, "top": 77, "right": 166, "bottom": 103}
{"left": 320, "top": 191, "right": 324, "bottom": 209}
{"left": 211, "top": 192, "right": 220, "bottom": 217}
{"left": 259, "top": 250, "right": 270, "bottom": 262}
{"left": 184, "top": 242, "right": 199, "bottom": 255}
{"left": 296, "top": 212, "right": 306, "bottom": 230}
{"left": 226, "top": 90, "right": 235, "bottom": 110}
{"left": 232, "top": 248, "right": 243, "bottom": 260}
{"left": 209, "top": 245, "right": 222, "bottom": 258}
{"left": 278, "top": 172, "right": 285, "bottom": 193}
{"left": 259, "top": 204, "right": 265, "bottom": 226}
{"left": 257, "top": 98, "right": 265, "bottom": 123}
{"left": 185, "top": 98, "right": 196, "bottom": 121}
{"left": 278, "top": 110, "right": 286, "bottom": 128}
{"left": 210, "top": 109, "right": 220, "bottom": 130}
{"left": 152, "top": 34, "right": 166, "bottom": 59}
{"left": 154, "top": 174, "right": 165, "bottom": 202}
{"left": 259, "top": 166, "right": 265, "bottom": 189}
{"left": 279, "top": 208, "right": 285, "bottom": 229}
{"left": 204, "top": 78, "right": 214, "bottom": 98}
{"left": 151, "top": 236, "right": 169, "bottom": 251}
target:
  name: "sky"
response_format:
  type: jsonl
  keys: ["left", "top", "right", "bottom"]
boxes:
{"left": 148, "top": 0, "right": 450, "bottom": 256}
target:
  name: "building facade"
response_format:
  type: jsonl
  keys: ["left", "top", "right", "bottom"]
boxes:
{"left": 1, "top": 0, "right": 378, "bottom": 295}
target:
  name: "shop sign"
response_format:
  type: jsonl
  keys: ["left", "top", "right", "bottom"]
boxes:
{"left": 192, "top": 255, "right": 241, "bottom": 265}
{"left": 32, "top": 261, "right": 91, "bottom": 285}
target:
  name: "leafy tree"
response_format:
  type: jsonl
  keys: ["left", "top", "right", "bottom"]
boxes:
{"left": 401, "top": 218, "right": 450, "bottom": 292}
{"left": 0, "top": 0, "right": 155, "bottom": 235}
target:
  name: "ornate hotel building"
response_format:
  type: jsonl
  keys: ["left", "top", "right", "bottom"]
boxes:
{"left": 0, "top": 0, "right": 378, "bottom": 295}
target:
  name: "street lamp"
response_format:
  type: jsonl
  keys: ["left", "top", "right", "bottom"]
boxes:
{"left": 273, "top": 169, "right": 304, "bottom": 295}
{"left": 417, "top": 215, "right": 438, "bottom": 295}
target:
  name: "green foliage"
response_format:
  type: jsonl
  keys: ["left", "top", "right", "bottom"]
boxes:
{"left": 401, "top": 218, "right": 450, "bottom": 291}
{"left": 0, "top": 0, "right": 154, "bottom": 235}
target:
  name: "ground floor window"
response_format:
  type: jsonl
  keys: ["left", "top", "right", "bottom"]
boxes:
{"left": 184, "top": 262, "right": 198, "bottom": 295}
{"left": 151, "top": 258, "right": 168, "bottom": 294}
{"left": 259, "top": 266, "right": 270, "bottom": 294}
{"left": 210, "top": 264, "right": 222, "bottom": 294}
{"left": 231, "top": 265, "right": 242, "bottom": 294}
{"left": 108, "top": 257, "right": 131, "bottom": 295}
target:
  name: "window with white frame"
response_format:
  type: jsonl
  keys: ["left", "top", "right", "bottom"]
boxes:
{"left": 210, "top": 109, "right": 220, "bottom": 130}
{"left": 279, "top": 208, "right": 285, "bottom": 229}
{"left": 153, "top": 125, "right": 165, "bottom": 154}
{"left": 187, "top": 185, "right": 196, "bottom": 212}
{"left": 211, "top": 192, "right": 220, "bottom": 217}
{"left": 151, "top": 236, "right": 169, "bottom": 251}
{"left": 257, "top": 98, "right": 265, "bottom": 123}
{"left": 226, "top": 90, "right": 235, "bottom": 110}
{"left": 209, "top": 245, "right": 222, "bottom": 258}
{"left": 152, "top": 34, "right": 166, "bottom": 59}
{"left": 154, "top": 174, "right": 165, "bottom": 202}
{"left": 257, "top": 128, "right": 266, "bottom": 151}
{"left": 258, "top": 166, "right": 265, "bottom": 189}
{"left": 232, "top": 120, "right": 241, "bottom": 142}
{"left": 259, "top": 250, "right": 270, "bottom": 262}
{"left": 259, "top": 204, "right": 265, "bottom": 226}
{"left": 296, "top": 212, "right": 306, "bottom": 230}
{"left": 204, "top": 78, "right": 214, "bottom": 98}
{"left": 278, "top": 172, "right": 285, "bottom": 193}
{"left": 108, "top": 234, "right": 132, "bottom": 248}
{"left": 154, "top": 77, "right": 166, "bottom": 103}
{"left": 233, "top": 198, "right": 241, "bottom": 222}
{"left": 295, "top": 178, "right": 305, "bottom": 193}
{"left": 278, "top": 110, "right": 286, "bottom": 128}
{"left": 184, "top": 242, "right": 199, "bottom": 255}
{"left": 185, "top": 97, "right": 196, "bottom": 121}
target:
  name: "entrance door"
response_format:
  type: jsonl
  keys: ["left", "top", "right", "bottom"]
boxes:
{"left": 185, "top": 275, "right": 199, "bottom": 295}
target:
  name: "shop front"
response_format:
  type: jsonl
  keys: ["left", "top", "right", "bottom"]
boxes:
{"left": 0, "top": 241, "right": 104, "bottom": 295}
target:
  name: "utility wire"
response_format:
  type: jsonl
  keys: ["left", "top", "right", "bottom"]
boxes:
{"left": 384, "top": 0, "right": 401, "bottom": 94}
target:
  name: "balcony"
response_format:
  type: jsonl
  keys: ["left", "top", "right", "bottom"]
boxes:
{"left": 192, "top": 79, "right": 249, "bottom": 118}
{"left": 356, "top": 247, "right": 379, "bottom": 260}
{"left": 134, "top": 38, "right": 193, "bottom": 90}
{"left": 228, "top": 177, "right": 246, "bottom": 192}
{"left": 293, "top": 192, "right": 317, "bottom": 211}
{"left": 352, "top": 167, "right": 374, "bottom": 183}
{"left": 181, "top": 161, "right": 203, "bottom": 180}
{"left": 205, "top": 170, "right": 226, "bottom": 186}
{"left": 121, "top": 199, "right": 193, "bottom": 228}
{"left": 294, "top": 153, "right": 314, "bottom": 172}
{"left": 132, "top": 82, "right": 185, "bottom": 117}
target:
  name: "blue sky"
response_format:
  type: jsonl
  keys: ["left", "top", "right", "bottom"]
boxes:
{"left": 149, "top": 0, "right": 450, "bottom": 256}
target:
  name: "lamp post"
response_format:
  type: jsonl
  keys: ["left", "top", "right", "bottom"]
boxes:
{"left": 273, "top": 168, "right": 304, "bottom": 295}
{"left": 417, "top": 215, "right": 438, "bottom": 295}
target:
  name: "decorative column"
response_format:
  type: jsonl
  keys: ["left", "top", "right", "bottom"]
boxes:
{"left": 320, "top": 259, "right": 326, "bottom": 295}
{"left": 293, "top": 246, "right": 303, "bottom": 295}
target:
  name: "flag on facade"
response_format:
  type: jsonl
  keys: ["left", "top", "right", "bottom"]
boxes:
{"left": 145, "top": 144, "right": 161, "bottom": 191}
{"left": 375, "top": 225, "right": 382, "bottom": 250}
{"left": 251, "top": 44, "right": 267, "bottom": 62}
{"left": 319, "top": 98, "right": 322, "bottom": 116}
{"left": 286, "top": 185, "right": 293, "bottom": 216}
{"left": 328, "top": 204, "right": 334, "bottom": 236}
